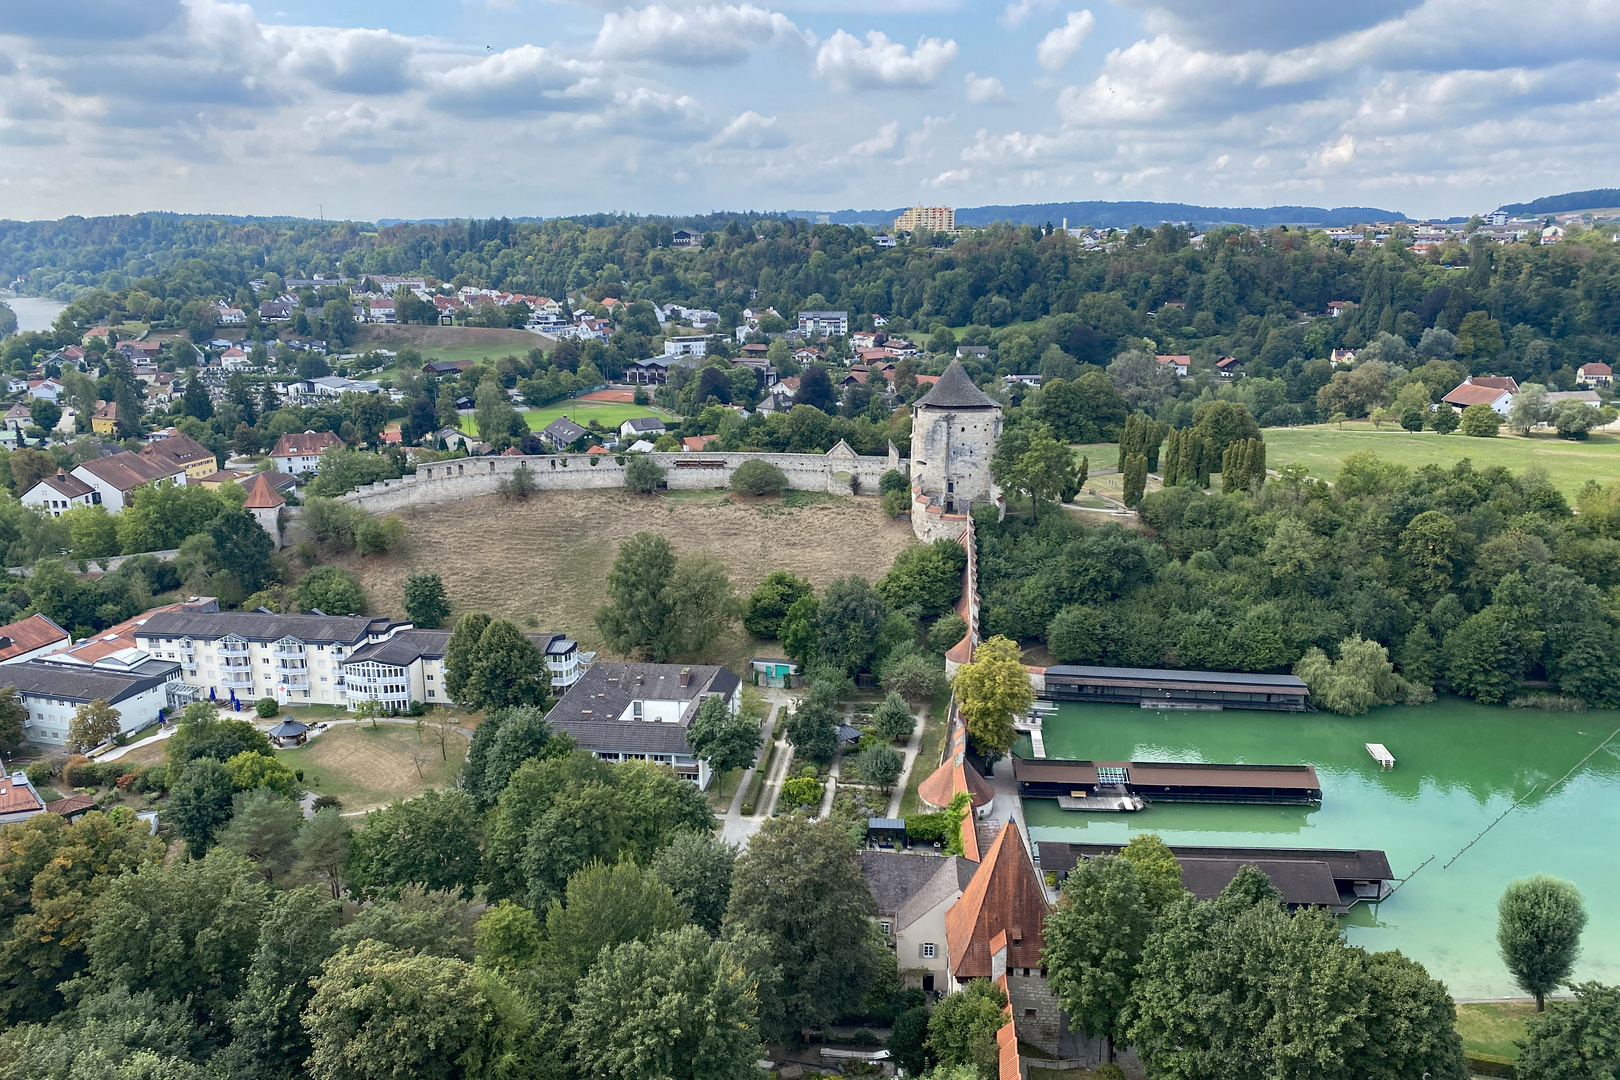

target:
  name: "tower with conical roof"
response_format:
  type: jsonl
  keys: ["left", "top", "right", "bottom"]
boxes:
{"left": 909, "top": 359, "right": 1002, "bottom": 541}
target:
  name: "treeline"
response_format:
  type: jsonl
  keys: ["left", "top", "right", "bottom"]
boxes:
{"left": 977, "top": 454, "right": 1620, "bottom": 709}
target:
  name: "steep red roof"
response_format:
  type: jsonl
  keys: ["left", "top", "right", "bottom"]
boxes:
{"left": 0, "top": 614, "right": 69, "bottom": 661}
{"left": 0, "top": 776, "right": 44, "bottom": 816}
{"left": 945, "top": 820, "right": 1049, "bottom": 979}
{"left": 46, "top": 794, "right": 97, "bottom": 817}
{"left": 241, "top": 473, "right": 286, "bottom": 510}
{"left": 1442, "top": 384, "right": 1510, "bottom": 407}
{"left": 76, "top": 451, "right": 179, "bottom": 492}
{"left": 270, "top": 430, "right": 343, "bottom": 458}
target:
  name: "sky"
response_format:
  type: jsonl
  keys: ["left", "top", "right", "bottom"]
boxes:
{"left": 1, "top": 0, "right": 1617, "bottom": 222}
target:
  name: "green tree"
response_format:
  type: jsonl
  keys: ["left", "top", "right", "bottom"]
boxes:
{"left": 871, "top": 691, "right": 915, "bottom": 742}
{"left": 1360, "top": 949, "right": 1471, "bottom": 1080}
{"left": 889, "top": 1005, "right": 933, "bottom": 1078}
{"left": 856, "top": 742, "right": 902, "bottom": 791}
{"left": 568, "top": 926, "right": 761, "bottom": 1080}
{"left": 780, "top": 594, "right": 819, "bottom": 663}
{"left": 723, "top": 816, "right": 878, "bottom": 1043}
{"left": 624, "top": 454, "right": 665, "bottom": 494}
{"left": 465, "top": 618, "right": 550, "bottom": 710}
{"left": 303, "top": 940, "right": 506, "bottom": 1080}
{"left": 876, "top": 539, "right": 968, "bottom": 618}
{"left": 816, "top": 575, "right": 889, "bottom": 675}
{"left": 1043, "top": 855, "right": 1151, "bottom": 1061}
{"left": 224, "top": 886, "right": 341, "bottom": 1080}
{"left": 225, "top": 749, "right": 300, "bottom": 798}
{"left": 474, "top": 900, "right": 544, "bottom": 971}
{"left": 784, "top": 689, "right": 839, "bottom": 765}
{"left": 0, "top": 687, "right": 25, "bottom": 755}
{"left": 686, "top": 695, "right": 758, "bottom": 796}
{"left": 87, "top": 849, "right": 270, "bottom": 1025}
{"left": 217, "top": 788, "right": 303, "bottom": 883}
{"left": 1292, "top": 635, "right": 1409, "bottom": 715}
{"left": 651, "top": 831, "right": 737, "bottom": 936}
{"left": 294, "top": 807, "right": 352, "bottom": 901}
{"left": 1516, "top": 982, "right": 1620, "bottom": 1080}
{"left": 208, "top": 508, "right": 274, "bottom": 593}
{"left": 731, "top": 459, "right": 788, "bottom": 495}
{"left": 472, "top": 378, "right": 519, "bottom": 447}
{"left": 950, "top": 636, "right": 1033, "bottom": 764}
{"left": 294, "top": 566, "right": 365, "bottom": 615}
{"left": 1431, "top": 406, "right": 1460, "bottom": 434}
{"left": 1499, "top": 875, "right": 1588, "bottom": 1010}
{"left": 743, "top": 569, "right": 813, "bottom": 638}
{"left": 169, "top": 758, "right": 236, "bottom": 854}
{"left": 402, "top": 572, "right": 449, "bottom": 628}
{"left": 1120, "top": 833, "right": 1188, "bottom": 914}
{"left": 1461, "top": 402, "right": 1503, "bottom": 436}
{"left": 67, "top": 698, "right": 121, "bottom": 753}
{"left": 347, "top": 788, "right": 482, "bottom": 900}
{"left": 464, "top": 705, "right": 570, "bottom": 809}
{"left": 1122, "top": 453, "right": 1148, "bottom": 508}
{"left": 442, "top": 612, "right": 491, "bottom": 703}
{"left": 925, "top": 979, "right": 1007, "bottom": 1078}
{"left": 541, "top": 859, "right": 685, "bottom": 979}
{"left": 596, "top": 533, "right": 739, "bottom": 662}
{"left": 780, "top": 774, "right": 824, "bottom": 808}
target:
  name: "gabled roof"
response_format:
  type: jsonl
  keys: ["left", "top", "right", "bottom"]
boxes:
{"left": 945, "top": 820, "right": 1049, "bottom": 978}
{"left": 270, "top": 430, "right": 343, "bottom": 458}
{"left": 914, "top": 360, "right": 998, "bottom": 410}
{"left": 1442, "top": 383, "right": 1512, "bottom": 407}
{"left": 621, "top": 416, "right": 666, "bottom": 432}
{"left": 541, "top": 417, "right": 589, "bottom": 442}
{"left": 1468, "top": 375, "right": 1519, "bottom": 393}
{"left": 1578, "top": 362, "right": 1613, "bottom": 376}
{"left": 0, "top": 775, "right": 44, "bottom": 816}
{"left": 140, "top": 432, "right": 213, "bottom": 468}
{"left": 75, "top": 452, "right": 180, "bottom": 493}
{"left": 31, "top": 470, "right": 95, "bottom": 501}
{"left": 0, "top": 614, "right": 70, "bottom": 661}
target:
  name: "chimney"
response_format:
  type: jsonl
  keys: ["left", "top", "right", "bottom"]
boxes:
{"left": 678, "top": 669, "right": 691, "bottom": 687}
{"left": 580, "top": 709, "right": 592, "bottom": 719}
{"left": 635, "top": 674, "right": 644, "bottom": 684}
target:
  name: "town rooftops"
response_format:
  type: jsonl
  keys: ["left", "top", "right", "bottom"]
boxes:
{"left": 913, "top": 360, "right": 999, "bottom": 410}
{"left": 65, "top": 602, "right": 186, "bottom": 664}
{"left": 241, "top": 473, "right": 286, "bottom": 510}
{"left": 137, "top": 610, "right": 406, "bottom": 645}
{"left": 860, "top": 851, "right": 979, "bottom": 926}
{"left": 75, "top": 452, "right": 180, "bottom": 492}
{"left": 0, "top": 614, "right": 70, "bottom": 662}
{"left": 945, "top": 820, "right": 1048, "bottom": 978}
{"left": 0, "top": 774, "right": 45, "bottom": 819}
{"left": 545, "top": 661, "right": 741, "bottom": 754}
{"left": 271, "top": 430, "right": 344, "bottom": 458}
{"left": 541, "top": 417, "right": 589, "bottom": 444}
{"left": 34, "top": 470, "right": 95, "bottom": 500}
{"left": 0, "top": 658, "right": 179, "bottom": 706}
{"left": 621, "top": 417, "right": 666, "bottom": 433}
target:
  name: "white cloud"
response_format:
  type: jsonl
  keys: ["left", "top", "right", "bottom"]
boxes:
{"left": 965, "top": 72, "right": 1008, "bottom": 103}
{"left": 961, "top": 127, "right": 1056, "bottom": 163}
{"left": 925, "top": 167, "right": 970, "bottom": 187}
{"left": 848, "top": 121, "right": 900, "bottom": 155}
{"left": 1000, "top": 0, "right": 1055, "bottom": 28}
{"left": 592, "top": 5, "right": 808, "bottom": 65}
{"left": 711, "top": 109, "right": 790, "bottom": 148}
{"left": 813, "top": 30, "right": 957, "bottom": 91}
{"left": 604, "top": 87, "right": 709, "bottom": 140}
{"left": 1313, "top": 133, "right": 1355, "bottom": 168}
{"left": 268, "top": 27, "right": 417, "bottom": 94}
{"left": 427, "top": 46, "right": 604, "bottom": 115}
{"left": 301, "top": 101, "right": 419, "bottom": 162}
{"left": 1036, "top": 10, "right": 1095, "bottom": 71}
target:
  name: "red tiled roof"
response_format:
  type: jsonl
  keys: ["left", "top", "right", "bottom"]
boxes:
{"left": 1442, "top": 384, "right": 1510, "bottom": 407}
{"left": 241, "top": 473, "right": 286, "bottom": 510}
{"left": 682, "top": 435, "right": 716, "bottom": 451}
{"left": 270, "top": 430, "right": 343, "bottom": 458}
{"left": 0, "top": 776, "right": 44, "bottom": 816}
{"left": 946, "top": 820, "right": 1049, "bottom": 978}
{"left": 76, "top": 452, "right": 179, "bottom": 492}
{"left": 1469, "top": 376, "right": 1519, "bottom": 393}
{"left": 140, "top": 432, "right": 213, "bottom": 469}
{"left": 46, "top": 794, "right": 97, "bottom": 816}
{"left": 0, "top": 614, "right": 69, "bottom": 661}
{"left": 1155, "top": 354, "right": 1191, "bottom": 365}
{"left": 92, "top": 401, "right": 118, "bottom": 421}
{"left": 585, "top": 445, "right": 610, "bottom": 454}
{"left": 1580, "top": 362, "right": 1613, "bottom": 376}
{"left": 67, "top": 602, "right": 184, "bottom": 663}
{"left": 34, "top": 469, "right": 95, "bottom": 500}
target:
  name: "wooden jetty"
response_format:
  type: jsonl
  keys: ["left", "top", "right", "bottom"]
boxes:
{"left": 1366, "top": 743, "right": 1395, "bottom": 769}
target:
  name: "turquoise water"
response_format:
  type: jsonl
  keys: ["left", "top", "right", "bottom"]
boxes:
{"left": 1021, "top": 698, "right": 1620, "bottom": 997}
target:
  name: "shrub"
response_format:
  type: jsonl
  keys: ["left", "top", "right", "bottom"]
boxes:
{"left": 879, "top": 469, "right": 908, "bottom": 495}
{"left": 731, "top": 459, "right": 788, "bottom": 496}
{"left": 312, "top": 794, "right": 343, "bottom": 811}
{"left": 624, "top": 454, "right": 665, "bottom": 494}
{"left": 881, "top": 488, "right": 910, "bottom": 517}
{"left": 24, "top": 761, "right": 51, "bottom": 788}
{"left": 780, "top": 775, "right": 823, "bottom": 808}
{"left": 928, "top": 613, "right": 968, "bottom": 655}
{"left": 254, "top": 697, "right": 279, "bottom": 718}
{"left": 1430, "top": 407, "right": 1460, "bottom": 434}
{"left": 1460, "top": 403, "right": 1502, "bottom": 437}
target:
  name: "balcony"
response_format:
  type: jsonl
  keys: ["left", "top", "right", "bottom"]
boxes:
{"left": 177, "top": 641, "right": 196, "bottom": 655}
{"left": 273, "top": 643, "right": 306, "bottom": 658}
{"left": 276, "top": 659, "right": 309, "bottom": 672}
{"left": 218, "top": 643, "right": 249, "bottom": 657}
{"left": 279, "top": 672, "right": 310, "bottom": 688}
{"left": 221, "top": 671, "right": 253, "bottom": 687}
{"left": 220, "top": 657, "right": 252, "bottom": 670}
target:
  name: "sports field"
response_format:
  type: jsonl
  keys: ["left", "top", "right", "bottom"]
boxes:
{"left": 462, "top": 400, "right": 673, "bottom": 437}
{"left": 1263, "top": 423, "right": 1620, "bottom": 496}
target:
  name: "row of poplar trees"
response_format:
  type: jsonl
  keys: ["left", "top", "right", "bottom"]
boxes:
{"left": 1115, "top": 413, "right": 1267, "bottom": 507}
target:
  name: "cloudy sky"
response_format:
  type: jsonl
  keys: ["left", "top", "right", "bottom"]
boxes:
{"left": 1, "top": 0, "right": 1616, "bottom": 222}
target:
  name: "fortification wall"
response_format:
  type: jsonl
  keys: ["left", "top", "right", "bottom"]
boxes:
{"left": 335, "top": 443, "right": 902, "bottom": 514}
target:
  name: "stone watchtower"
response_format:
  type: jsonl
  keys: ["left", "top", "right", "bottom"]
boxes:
{"left": 909, "top": 360, "right": 1003, "bottom": 541}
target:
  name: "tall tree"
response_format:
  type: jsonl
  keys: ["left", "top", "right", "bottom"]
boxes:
{"left": 541, "top": 859, "right": 685, "bottom": 980}
{"left": 1499, "top": 875, "right": 1588, "bottom": 1011}
{"left": 465, "top": 618, "right": 549, "bottom": 711}
{"left": 1516, "top": 982, "right": 1620, "bottom": 1080}
{"left": 816, "top": 575, "right": 888, "bottom": 675}
{"left": 442, "top": 612, "right": 491, "bottom": 703}
{"left": 169, "top": 757, "right": 236, "bottom": 854}
{"left": 347, "top": 789, "right": 483, "bottom": 900}
{"left": 685, "top": 695, "right": 758, "bottom": 796}
{"left": 224, "top": 886, "right": 342, "bottom": 1080}
{"left": 0, "top": 687, "right": 26, "bottom": 754}
{"left": 722, "top": 816, "right": 878, "bottom": 1043}
{"left": 294, "top": 807, "right": 352, "bottom": 901}
{"left": 402, "top": 572, "right": 449, "bottom": 629}
{"left": 217, "top": 788, "right": 304, "bottom": 883}
{"left": 950, "top": 636, "right": 1034, "bottom": 765}
{"left": 568, "top": 926, "right": 761, "bottom": 1080}
{"left": 650, "top": 832, "right": 737, "bottom": 936}
{"left": 66, "top": 699, "right": 121, "bottom": 753}
{"left": 1119, "top": 833, "right": 1188, "bottom": 914}
{"left": 925, "top": 979, "right": 1008, "bottom": 1078}
{"left": 743, "top": 570, "right": 813, "bottom": 638}
{"left": 209, "top": 508, "right": 275, "bottom": 593}
{"left": 1043, "top": 855, "right": 1152, "bottom": 1061}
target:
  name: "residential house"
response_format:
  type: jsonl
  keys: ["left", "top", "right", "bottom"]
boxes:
{"left": 1002, "top": 373, "right": 1041, "bottom": 387}
{"left": 20, "top": 470, "right": 100, "bottom": 516}
{"left": 1155, "top": 354, "right": 1191, "bottom": 377}
{"left": 670, "top": 229, "right": 703, "bottom": 248}
{"left": 957, "top": 345, "right": 990, "bottom": 360}
{"left": 619, "top": 417, "right": 667, "bottom": 440}
{"left": 1577, "top": 362, "right": 1613, "bottom": 388}
{"left": 738, "top": 342, "right": 771, "bottom": 363}
{"left": 792, "top": 347, "right": 824, "bottom": 366}
{"left": 342, "top": 628, "right": 584, "bottom": 712}
{"left": 731, "top": 357, "right": 777, "bottom": 387}
{"left": 367, "top": 297, "right": 396, "bottom": 323}
{"left": 681, "top": 435, "right": 716, "bottom": 452}
{"left": 270, "top": 430, "right": 344, "bottom": 476}
{"left": 72, "top": 452, "right": 187, "bottom": 512}
{"left": 3, "top": 402, "right": 31, "bottom": 433}
{"left": 216, "top": 303, "right": 246, "bottom": 324}
{"left": 544, "top": 662, "right": 743, "bottom": 788}
{"left": 861, "top": 851, "right": 978, "bottom": 994}
{"left": 0, "top": 614, "right": 72, "bottom": 665}
{"left": 873, "top": 234, "right": 898, "bottom": 248}
{"left": 0, "top": 773, "right": 46, "bottom": 824}
{"left": 425, "top": 360, "right": 471, "bottom": 377}
{"left": 851, "top": 332, "right": 880, "bottom": 351}
{"left": 1442, "top": 376, "right": 1515, "bottom": 415}
{"left": 90, "top": 401, "right": 120, "bottom": 435}
{"left": 219, "top": 347, "right": 251, "bottom": 370}
{"left": 9, "top": 655, "right": 188, "bottom": 747}
{"left": 140, "top": 432, "right": 217, "bottom": 481}
{"left": 664, "top": 335, "right": 709, "bottom": 358}
{"left": 134, "top": 610, "right": 414, "bottom": 706}
{"left": 625, "top": 356, "right": 673, "bottom": 385}
{"left": 259, "top": 299, "right": 294, "bottom": 321}
{"left": 1542, "top": 225, "right": 1565, "bottom": 244}
{"left": 540, "top": 416, "right": 590, "bottom": 449}
{"left": 1329, "top": 348, "right": 1356, "bottom": 367}
{"left": 1216, "top": 356, "right": 1242, "bottom": 378}
{"left": 798, "top": 311, "right": 849, "bottom": 338}
{"left": 1327, "top": 301, "right": 1357, "bottom": 317}
{"left": 28, "top": 379, "right": 64, "bottom": 403}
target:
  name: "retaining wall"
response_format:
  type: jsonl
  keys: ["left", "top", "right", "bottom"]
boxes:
{"left": 336, "top": 442, "right": 903, "bottom": 514}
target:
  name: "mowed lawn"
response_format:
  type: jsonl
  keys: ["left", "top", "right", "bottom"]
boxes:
{"left": 1454, "top": 1001, "right": 1535, "bottom": 1059}
{"left": 463, "top": 400, "right": 674, "bottom": 437}
{"left": 1263, "top": 424, "right": 1620, "bottom": 496}
{"left": 274, "top": 722, "right": 466, "bottom": 813}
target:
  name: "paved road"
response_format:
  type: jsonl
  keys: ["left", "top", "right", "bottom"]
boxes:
{"left": 885, "top": 702, "right": 931, "bottom": 818}
{"left": 720, "top": 688, "right": 798, "bottom": 846}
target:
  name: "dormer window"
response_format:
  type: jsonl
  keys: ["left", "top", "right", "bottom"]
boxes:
{"left": 632, "top": 701, "right": 643, "bottom": 720}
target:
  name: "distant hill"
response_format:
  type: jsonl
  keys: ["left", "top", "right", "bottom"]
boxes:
{"left": 1497, "top": 189, "right": 1620, "bottom": 216}
{"left": 790, "top": 201, "right": 1410, "bottom": 230}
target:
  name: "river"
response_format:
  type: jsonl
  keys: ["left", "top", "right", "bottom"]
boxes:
{"left": 1, "top": 295, "right": 69, "bottom": 335}
{"left": 1021, "top": 697, "right": 1620, "bottom": 997}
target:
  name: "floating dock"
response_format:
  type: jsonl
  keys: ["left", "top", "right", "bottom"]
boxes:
{"left": 1013, "top": 757, "right": 1323, "bottom": 807}
{"left": 1366, "top": 743, "right": 1395, "bottom": 769}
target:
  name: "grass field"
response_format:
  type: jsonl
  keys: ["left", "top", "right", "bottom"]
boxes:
{"left": 1263, "top": 424, "right": 1620, "bottom": 496}
{"left": 462, "top": 400, "right": 673, "bottom": 437}
{"left": 352, "top": 324, "right": 546, "bottom": 364}
{"left": 347, "top": 488, "right": 918, "bottom": 675}
{"left": 274, "top": 722, "right": 466, "bottom": 813}
{"left": 1455, "top": 1001, "right": 1535, "bottom": 1059}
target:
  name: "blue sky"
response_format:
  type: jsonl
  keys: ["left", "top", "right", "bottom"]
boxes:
{"left": 1, "top": 0, "right": 1617, "bottom": 221}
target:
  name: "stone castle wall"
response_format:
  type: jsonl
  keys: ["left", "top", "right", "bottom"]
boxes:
{"left": 335, "top": 443, "right": 901, "bottom": 513}
{"left": 909, "top": 406, "right": 1002, "bottom": 543}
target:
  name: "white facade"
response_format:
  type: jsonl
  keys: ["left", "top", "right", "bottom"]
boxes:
{"left": 798, "top": 311, "right": 849, "bottom": 337}
{"left": 21, "top": 479, "right": 99, "bottom": 516}
{"left": 664, "top": 335, "right": 708, "bottom": 357}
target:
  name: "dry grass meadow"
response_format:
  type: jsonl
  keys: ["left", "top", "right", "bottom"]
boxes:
{"left": 274, "top": 723, "right": 467, "bottom": 812}
{"left": 348, "top": 488, "right": 920, "bottom": 672}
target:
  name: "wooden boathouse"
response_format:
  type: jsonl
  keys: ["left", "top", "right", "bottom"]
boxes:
{"left": 1035, "top": 841, "right": 1394, "bottom": 914}
{"left": 1013, "top": 757, "right": 1323, "bottom": 806}
{"left": 1042, "top": 665, "right": 1311, "bottom": 711}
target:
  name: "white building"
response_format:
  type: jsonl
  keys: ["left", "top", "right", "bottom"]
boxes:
{"left": 269, "top": 430, "right": 344, "bottom": 475}
{"left": 21, "top": 470, "right": 101, "bottom": 516}
{"left": 8, "top": 655, "right": 190, "bottom": 747}
{"left": 341, "top": 628, "right": 587, "bottom": 712}
{"left": 0, "top": 614, "right": 72, "bottom": 665}
{"left": 664, "top": 335, "right": 709, "bottom": 358}
{"left": 798, "top": 310, "right": 849, "bottom": 338}
{"left": 71, "top": 452, "right": 188, "bottom": 513}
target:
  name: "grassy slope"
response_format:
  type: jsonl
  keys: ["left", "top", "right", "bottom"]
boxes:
{"left": 352, "top": 324, "right": 546, "bottom": 363}
{"left": 461, "top": 400, "right": 674, "bottom": 437}
{"left": 274, "top": 723, "right": 466, "bottom": 812}
{"left": 346, "top": 488, "right": 919, "bottom": 677}
{"left": 1263, "top": 423, "right": 1620, "bottom": 496}
{"left": 1454, "top": 1001, "right": 1535, "bottom": 1059}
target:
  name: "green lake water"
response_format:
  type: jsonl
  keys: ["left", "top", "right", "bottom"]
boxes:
{"left": 1020, "top": 697, "right": 1620, "bottom": 997}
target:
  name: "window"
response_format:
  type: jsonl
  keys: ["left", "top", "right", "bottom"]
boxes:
{"left": 632, "top": 701, "right": 643, "bottom": 720}
{"left": 1024, "top": 1009, "right": 1036, "bottom": 1018}
{"left": 922, "top": 943, "right": 936, "bottom": 959}
{"left": 879, "top": 920, "right": 892, "bottom": 935}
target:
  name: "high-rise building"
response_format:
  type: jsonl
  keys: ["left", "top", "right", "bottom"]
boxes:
{"left": 894, "top": 206, "right": 956, "bottom": 234}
